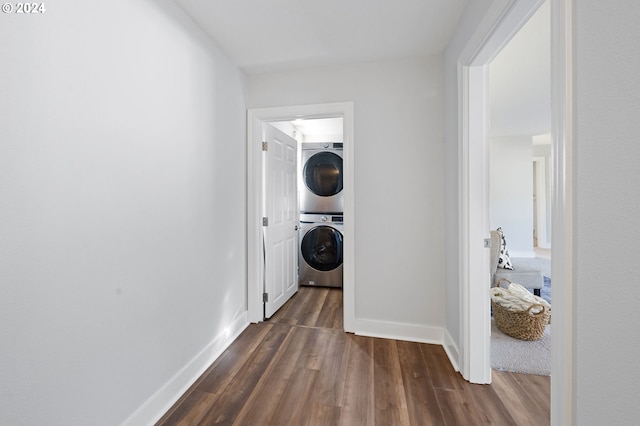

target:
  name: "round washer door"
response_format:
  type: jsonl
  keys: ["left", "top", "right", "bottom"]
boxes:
{"left": 303, "top": 152, "right": 343, "bottom": 197}
{"left": 301, "top": 225, "right": 343, "bottom": 271}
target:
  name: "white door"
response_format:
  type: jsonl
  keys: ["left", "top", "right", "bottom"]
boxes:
{"left": 262, "top": 123, "right": 299, "bottom": 318}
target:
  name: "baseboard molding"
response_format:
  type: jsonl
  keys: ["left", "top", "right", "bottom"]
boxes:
{"left": 122, "top": 312, "right": 249, "bottom": 426}
{"left": 354, "top": 318, "right": 444, "bottom": 345}
{"left": 354, "top": 319, "right": 462, "bottom": 374}
{"left": 443, "top": 329, "right": 461, "bottom": 372}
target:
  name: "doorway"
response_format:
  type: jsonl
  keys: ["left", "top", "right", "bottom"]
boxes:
{"left": 458, "top": 0, "right": 546, "bottom": 384}
{"left": 247, "top": 102, "right": 355, "bottom": 332}
{"left": 459, "top": 0, "right": 574, "bottom": 423}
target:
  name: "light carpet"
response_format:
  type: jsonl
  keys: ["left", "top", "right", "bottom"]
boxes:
{"left": 491, "top": 319, "right": 551, "bottom": 376}
{"left": 491, "top": 255, "right": 552, "bottom": 375}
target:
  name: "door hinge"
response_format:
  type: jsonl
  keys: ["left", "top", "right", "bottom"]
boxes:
{"left": 263, "top": 292, "right": 269, "bottom": 302}
{"left": 262, "top": 217, "right": 269, "bottom": 226}
{"left": 484, "top": 238, "right": 491, "bottom": 248}
{"left": 262, "top": 141, "right": 268, "bottom": 151}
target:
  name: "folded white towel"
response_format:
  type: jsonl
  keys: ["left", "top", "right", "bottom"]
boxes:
{"left": 490, "top": 281, "right": 550, "bottom": 314}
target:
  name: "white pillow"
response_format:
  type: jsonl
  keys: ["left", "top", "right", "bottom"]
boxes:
{"left": 496, "top": 227, "right": 514, "bottom": 270}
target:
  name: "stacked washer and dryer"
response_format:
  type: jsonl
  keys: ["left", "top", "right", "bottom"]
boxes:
{"left": 298, "top": 143, "right": 344, "bottom": 288}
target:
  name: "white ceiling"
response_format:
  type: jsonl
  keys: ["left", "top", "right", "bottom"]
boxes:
{"left": 174, "top": 0, "right": 468, "bottom": 73}
{"left": 173, "top": 0, "right": 550, "bottom": 137}
{"left": 292, "top": 117, "right": 343, "bottom": 141}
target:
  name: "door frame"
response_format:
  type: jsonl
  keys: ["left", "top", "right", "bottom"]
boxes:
{"left": 459, "top": 0, "right": 575, "bottom": 423}
{"left": 247, "top": 102, "right": 355, "bottom": 331}
{"left": 533, "top": 156, "right": 550, "bottom": 249}
{"left": 549, "top": 0, "right": 575, "bottom": 423}
{"left": 458, "top": 0, "right": 548, "bottom": 385}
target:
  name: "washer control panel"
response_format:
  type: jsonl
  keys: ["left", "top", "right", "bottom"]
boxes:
{"left": 299, "top": 213, "right": 344, "bottom": 224}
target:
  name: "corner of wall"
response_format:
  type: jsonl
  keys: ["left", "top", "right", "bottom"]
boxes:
{"left": 122, "top": 312, "right": 249, "bottom": 425}
{"left": 353, "top": 318, "right": 461, "bottom": 373}
{"left": 443, "top": 329, "right": 461, "bottom": 372}
{"left": 354, "top": 319, "right": 444, "bottom": 345}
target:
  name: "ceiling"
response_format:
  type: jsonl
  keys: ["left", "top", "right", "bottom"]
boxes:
{"left": 173, "top": 0, "right": 468, "bottom": 74}
{"left": 290, "top": 117, "right": 343, "bottom": 141}
{"left": 173, "top": 0, "right": 550, "bottom": 138}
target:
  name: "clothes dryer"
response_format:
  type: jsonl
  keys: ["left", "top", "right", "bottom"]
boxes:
{"left": 298, "top": 214, "right": 343, "bottom": 288}
{"left": 300, "top": 143, "right": 343, "bottom": 214}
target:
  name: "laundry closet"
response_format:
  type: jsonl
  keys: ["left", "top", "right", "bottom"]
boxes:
{"left": 272, "top": 117, "right": 344, "bottom": 289}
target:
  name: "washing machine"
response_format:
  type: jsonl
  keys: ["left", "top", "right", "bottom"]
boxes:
{"left": 300, "top": 143, "right": 344, "bottom": 214}
{"left": 298, "top": 213, "right": 343, "bottom": 288}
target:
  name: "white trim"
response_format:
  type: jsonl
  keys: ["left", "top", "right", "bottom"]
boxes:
{"left": 458, "top": 0, "right": 546, "bottom": 384}
{"left": 247, "top": 111, "right": 263, "bottom": 324}
{"left": 355, "top": 319, "right": 444, "bottom": 345}
{"left": 458, "top": 63, "right": 470, "bottom": 380}
{"left": 550, "top": 0, "right": 574, "bottom": 424}
{"left": 533, "top": 156, "right": 551, "bottom": 249}
{"left": 443, "top": 329, "right": 461, "bottom": 373}
{"left": 458, "top": 0, "right": 516, "bottom": 66}
{"left": 246, "top": 102, "right": 355, "bottom": 332}
{"left": 355, "top": 320, "right": 460, "bottom": 373}
{"left": 122, "top": 313, "right": 249, "bottom": 426}
{"left": 458, "top": 0, "right": 574, "bottom": 422}
{"left": 459, "top": 64, "right": 492, "bottom": 384}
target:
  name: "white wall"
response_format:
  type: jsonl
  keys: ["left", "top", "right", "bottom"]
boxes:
{"left": 247, "top": 57, "right": 445, "bottom": 329}
{"left": 489, "top": 136, "right": 534, "bottom": 257}
{"left": 574, "top": 0, "right": 640, "bottom": 423}
{"left": 0, "top": 1, "right": 247, "bottom": 424}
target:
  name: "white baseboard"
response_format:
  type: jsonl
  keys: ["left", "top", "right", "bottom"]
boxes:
{"left": 122, "top": 312, "right": 249, "bottom": 426}
{"left": 354, "top": 319, "right": 462, "bottom": 374}
{"left": 354, "top": 318, "right": 444, "bottom": 345}
{"left": 442, "top": 329, "right": 460, "bottom": 372}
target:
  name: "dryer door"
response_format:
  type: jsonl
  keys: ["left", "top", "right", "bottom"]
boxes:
{"left": 303, "top": 151, "right": 343, "bottom": 197}
{"left": 301, "top": 225, "right": 343, "bottom": 271}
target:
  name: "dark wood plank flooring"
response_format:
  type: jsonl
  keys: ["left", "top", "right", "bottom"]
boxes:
{"left": 157, "top": 286, "right": 549, "bottom": 425}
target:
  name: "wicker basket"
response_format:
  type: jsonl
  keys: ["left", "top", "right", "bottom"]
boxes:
{"left": 491, "top": 279, "right": 551, "bottom": 341}
{"left": 491, "top": 300, "right": 550, "bottom": 340}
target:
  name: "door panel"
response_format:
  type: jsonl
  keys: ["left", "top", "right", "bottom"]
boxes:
{"left": 263, "top": 124, "right": 298, "bottom": 318}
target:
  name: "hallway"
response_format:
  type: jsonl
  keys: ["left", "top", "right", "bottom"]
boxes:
{"left": 158, "top": 287, "right": 549, "bottom": 425}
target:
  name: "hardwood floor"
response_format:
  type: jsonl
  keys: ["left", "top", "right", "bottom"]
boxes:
{"left": 157, "top": 286, "right": 550, "bottom": 425}
{"left": 268, "top": 286, "right": 344, "bottom": 330}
